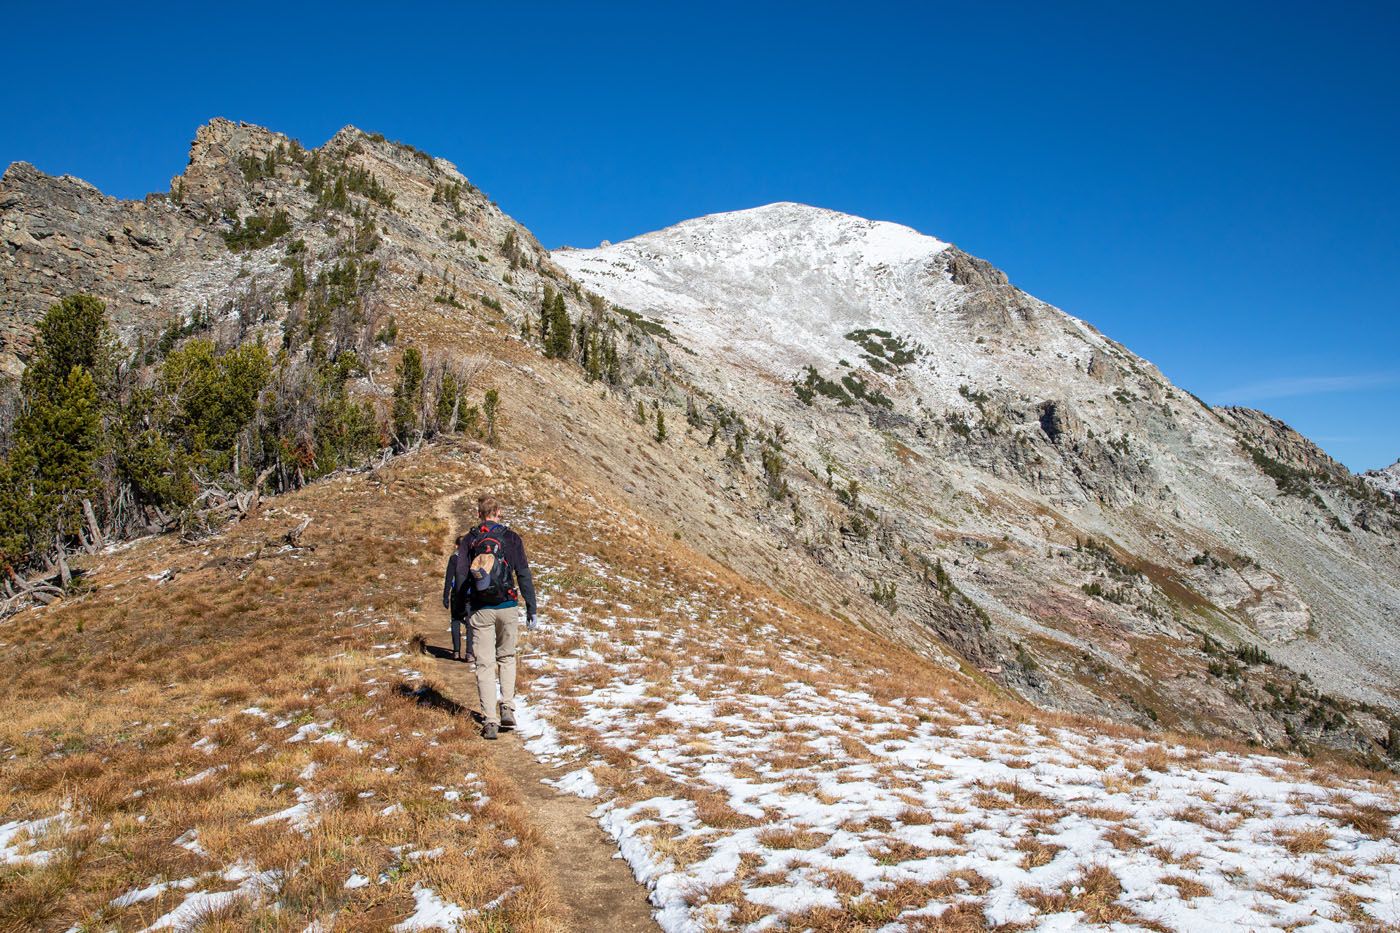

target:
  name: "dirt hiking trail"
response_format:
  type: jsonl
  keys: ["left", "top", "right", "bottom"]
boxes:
{"left": 425, "top": 492, "right": 658, "bottom": 932}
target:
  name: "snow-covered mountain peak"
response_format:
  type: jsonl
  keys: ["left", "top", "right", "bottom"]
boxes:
{"left": 590, "top": 201, "right": 950, "bottom": 272}
{"left": 553, "top": 203, "right": 978, "bottom": 382}
{"left": 552, "top": 203, "right": 1110, "bottom": 406}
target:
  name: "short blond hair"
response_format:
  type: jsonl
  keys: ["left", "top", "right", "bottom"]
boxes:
{"left": 477, "top": 494, "right": 501, "bottom": 520}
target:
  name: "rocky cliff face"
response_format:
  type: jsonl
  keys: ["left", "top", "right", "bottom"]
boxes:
{"left": 3, "top": 124, "right": 1398, "bottom": 766}
{"left": 0, "top": 161, "right": 214, "bottom": 378}
{"left": 1365, "top": 459, "right": 1400, "bottom": 501}
{"left": 0, "top": 119, "right": 569, "bottom": 384}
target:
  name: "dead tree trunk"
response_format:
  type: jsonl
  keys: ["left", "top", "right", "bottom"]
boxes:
{"left": 53, "top": 537, "right": 72, "bottom": 589}
{"left": 83, "top": 498, "right": 106, "bottom": 550}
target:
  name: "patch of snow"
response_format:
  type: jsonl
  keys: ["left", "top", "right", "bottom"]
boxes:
{"left": 110, "top": 876, "right": 198, "bottom": 908}
{"left": 392, "top": 885, "right": 466, "bottom": 931}
{"left": 546, "top": 767, "right": 600, "bottom": 799}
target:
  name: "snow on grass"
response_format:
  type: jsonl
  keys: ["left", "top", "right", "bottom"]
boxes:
{"left": 250, "top": 785, "right": 321, "bottom": 833}
{"left": 139, "top": 861, "right": 281, "bottom": 931}
{"left": 392, "top": 884, "right": 466, "bottom": 931}
{"left": 515, "top": 535, "right": 1400, "bottom": 931}
{"left": 110, "top": 875, "right": 198, "bottom": 908}
{"left": 0, "top": 812, "right": 69, "bottom": 867}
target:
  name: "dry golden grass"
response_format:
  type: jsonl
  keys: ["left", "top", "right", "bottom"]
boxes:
{"left": 0, "top": 448, "right": 569, "bottom": 933}
{"left": 1078, "top": 804, "right": 1132, "bottom": 822}
{"left": 897, "top": 806, "right": 935, "bottom": 826}
{"left": 819, "top": 868, "right": 865, "bottom": 897}
{"left": 1015, "top": 834, "right": 1064, "bottom": 868}
{"left": 1160, "top": 874, "right": 1212, "bottom": 899}
{"left": 1103, "top": 772, "right": 1151, "bottom": 794}
{"left": 636, "top": 821, "right": 708, "bottom": 868}
{"left": 1279, "top": 824, "right": 1334, "bottom": 855}
{"left": 869, "top": 836, "right": 934, "bottom": 865}
{"left": 1104, "top": 826, "right": 1147, "bottom": 852}
{"left": 692, "top": 792, "right": 759, "bottom": 829}
{"left": 782, "top": 869, "right": 994, "bottom": 933}
{"left": 971, "top": 779, "right": 1058, "bottom": 813}
{"left": 755, "top": 826, "right": 829, "bottom": 850}
{"left": 1021, "top": 865, "right": 1168, "bottom": 930}
{"left": 1331, "top": 803, "right": 1397, "bottom": 841}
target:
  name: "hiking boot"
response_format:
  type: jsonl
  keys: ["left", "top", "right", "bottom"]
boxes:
{"left": 482, "top": 722, "right": 499, "bottom": 740}
{"left": 498, "top": 703, "right": 516, "bottom": 731}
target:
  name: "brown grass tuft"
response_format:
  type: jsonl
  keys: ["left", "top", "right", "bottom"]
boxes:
{"left": 1279, "top": 825, "right": 1333, "bottom": 855}
{"left": 755, "top": 826, "right": 829, "bottom": 850}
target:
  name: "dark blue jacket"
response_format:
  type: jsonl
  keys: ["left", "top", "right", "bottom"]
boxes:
{"left": 442, "top": 552, "right": 463, "bottom": 616}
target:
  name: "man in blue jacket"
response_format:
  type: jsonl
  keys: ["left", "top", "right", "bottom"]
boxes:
{"left": 453, "top": 494, "right": 537, "bottom": 740}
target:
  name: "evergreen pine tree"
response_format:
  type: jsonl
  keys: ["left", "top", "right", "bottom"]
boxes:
{"left": 546, "top": 292, "right": 572, "bottom": 358}
{"left": 483, "top": 389, "right": 501, "bottom": 445}
{"left": 392, "top": 347, "right": 425, "bottom": 448}
{"left": 655, "top": 407, "right": 667, "bottom": 443}
{"left": 0, "top": 295, "right": 117, "bottom": 569}
{"left": 3, "top": 366, "right": 103, "bottom": 562}
{"left": 22, "top": 294, "right": 118, "bottom": 400}
{"left": 437, "top": 369, "right": 462, "bottom": 433}
{"left": 539, "top": 286, "right": 556, "bottom": 347}
{"left": 501, "top": 229, "right": 521, "bottom": 267}
{"left": 603, "top": 331, "right": 621, "bottom": 384}
{"left": 159, "top": 339, "right": 272, "bottom": 476}
{"left": 583, "top": 327, "right": 602, "bottom": 382}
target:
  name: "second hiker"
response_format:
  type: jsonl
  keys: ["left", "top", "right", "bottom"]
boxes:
{"left": 442, "top": 536, "right": 472, "bottom": 663}
{"left": 454, "top": 494, "right": 537, "bottom": 740}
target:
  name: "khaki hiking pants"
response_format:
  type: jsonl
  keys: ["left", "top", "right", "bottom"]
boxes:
{"left": 470, "top": 605, "right": 519, "bottom": 725}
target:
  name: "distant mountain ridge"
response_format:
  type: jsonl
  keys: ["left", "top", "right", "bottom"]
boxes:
{"left": 3, "top": 123, "right": 1398, "bottom": 765}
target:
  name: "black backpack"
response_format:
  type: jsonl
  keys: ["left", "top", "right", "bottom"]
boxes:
{"left": 456, "top": 524, "right": 515, "bottom": 605}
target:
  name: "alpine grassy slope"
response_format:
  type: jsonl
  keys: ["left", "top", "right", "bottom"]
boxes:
{"left": 0, "top": 121, "right": 1397, "bottom": 931}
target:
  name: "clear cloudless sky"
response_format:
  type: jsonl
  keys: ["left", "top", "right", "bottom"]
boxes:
{"left": 3, "top": 1, "right": 1397, "bottom": 469}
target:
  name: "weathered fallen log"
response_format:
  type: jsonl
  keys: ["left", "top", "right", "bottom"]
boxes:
{"left": 284, "top": 516, "right": 313, "bottom": 548}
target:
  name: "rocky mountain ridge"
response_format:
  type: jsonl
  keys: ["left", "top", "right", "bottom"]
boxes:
{"left": 1365, "top": 458, "right": 1400, "bottom": 501}
{"left": 3, "top": 120, "right": 1399, "bottom": 768}
{"left": 556, "top": 201, "right": 1400, "bottom": 756}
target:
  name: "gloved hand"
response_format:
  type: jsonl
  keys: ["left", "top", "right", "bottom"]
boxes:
{"left": 526, "top": 613, "right": 539, "bottom": 632}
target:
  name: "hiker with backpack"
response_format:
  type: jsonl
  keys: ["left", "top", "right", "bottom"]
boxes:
{"left": 442, "top": 537, "right": 472, "bottom": 663}
{"left": 452, "top": 494, "right": 537, "bottom": 740}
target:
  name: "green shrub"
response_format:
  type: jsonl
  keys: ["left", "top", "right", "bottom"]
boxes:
{"left": 223, "top": 209, "right": 291, "bottom": 251}
{"left": 845, "top": 328, "right": 917, "bottom": 368}
{"left": 793, "top": 366, "right": 852, "bottom": 406}
{"left": 613, "top": 304, "right": 673, "bottom": 340}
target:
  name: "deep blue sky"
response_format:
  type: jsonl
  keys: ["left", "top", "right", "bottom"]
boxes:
{"left": 4, "top": 2, "right": 1397, "bottom": 469}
